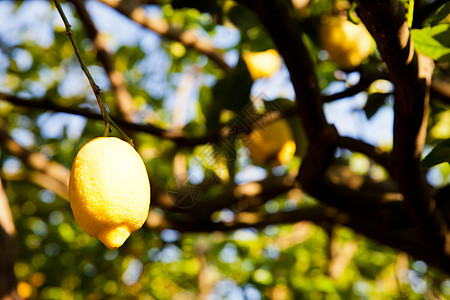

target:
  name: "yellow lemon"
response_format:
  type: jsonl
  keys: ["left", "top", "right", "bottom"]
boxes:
{"left": 245, "top": 119, "right": 296, "bottom": 166}
{"left": 69, "top": 137, "right": 151, "bottom": 249}
{"left": 319, "top": 16, "right": 374, "bottom": 67}
{"left": 243, "top": 49, "right": 281, "bottom": 80}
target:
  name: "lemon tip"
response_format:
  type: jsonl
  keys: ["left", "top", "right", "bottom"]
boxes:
{"left": 97, "top": 226, "right": 131, "bottom": 249}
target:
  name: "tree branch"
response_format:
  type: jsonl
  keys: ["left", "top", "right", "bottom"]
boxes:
{"left": 242, "top": 0, "right": 339, "bottom": 195}
{"left": 2, "top": 114, "right": 446, "bottom": 271}
{"left": 337, "top": 136, "right": 392, "bottom": 173}
{"left": 96, "top": 0, "right": 230, "bottom": 71}
{"left": 322, "top": 70, "right": 450, "bottom": 104}
{"left": 355, "top": 0, "right": 450, "bottom": 270}
{"left": 70, "top": 0, "right": 137, "bottom": 123}
{"left": 2, "top": 171, "right": 69, "bottom": 200}
{"left": 0, "top": 179, "right": 20, "bottom": 299}
{"left": 0, "top": 121, "right": 69, "bottom": 190}
{"left": 0, "top": 92, "right": 215, "bottom": 146}
{"left": 0, "top": 92, "right": 295, "bottom": 148}
{"left": 323, "top": 71, "right": 390, "bottom": 103}
{"left": 52, "top": 0, "right": 133, "bottom": 144}
{"left": 151, "top": 201, "right": 446, "bottom": 269}
{"left": 431, "top": 76, "right": 450, "bottom": 104}
{"left": 0, "top": 114, "right": 399, "bottom": 221}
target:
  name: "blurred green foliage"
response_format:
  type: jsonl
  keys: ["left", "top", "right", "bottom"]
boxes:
{"left": 1, "top": 0, "right": 450, "bottom": 299}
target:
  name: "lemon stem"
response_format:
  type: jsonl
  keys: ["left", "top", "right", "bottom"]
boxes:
{"left": 347, "top": 2, "right": 360, "bottom": 25}
{"left": 52, "top": 0, "right": 133, "bottom": 146}
{"left": 103, "top": 122, "right": 110, "bottom": 137}
{"left": 407, "top": 0, "right": 414, "bottom": 28}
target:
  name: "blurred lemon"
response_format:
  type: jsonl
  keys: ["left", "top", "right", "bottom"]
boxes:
{"left": 69, "top": 137, "right": 151, "bottom": 249}
{"left": 17, "top": 281, "right": 32, "bottom": 299}
{"left": 431, "top": 111, "right": 450, "bottom": 139}
{"left": 245, "top": 119, "right": 296, "bottom": 166}
{"left": 268, "top": 284, "right": 292, "bottom": 300}
{"left": 29, "top": 272, "right": 46, "bottom": 287}
{"left": 319, "top": 16, "right": 374, "bottom": 67}
{"left": 243, "top": 49, "right": 281, "bottom": 80}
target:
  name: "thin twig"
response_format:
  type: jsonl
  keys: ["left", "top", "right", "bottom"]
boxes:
{"left": 70, "top": 0, "right": 137, "bottom": 123}
{"left": 322, "top": 71, "right": 390, "bottom": 103}
{"left": 52, "top": 0, "right": 133, "bottom": 145}
{"left": 97, "top": 0, "right": 230, "bottom": 71}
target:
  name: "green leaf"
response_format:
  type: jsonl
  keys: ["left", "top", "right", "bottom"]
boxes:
{"left": 212, "top": 57, "right": 253, "bottom": 113}
{"left": 364, "top": 93, "right": 388, "bottom": 119}
{"left": 422, "top": 139, "right": 450, "bottom": 169}
{"left": 431, "top": 2, "right": 450, "bottom": 26}
{"left": 227, "top": 4, "right": 260, "bottom": 32}
{"left": 227, "top": 4, "right": 275, "bottom": 51}
{"left": 265, "top": 98, "right": 295, "bottom": 113}
{"left": 411, "top": 24, "right": 450, "bottom": 62}
{"left": 199, "top": 84, "right": 222, "bottom": 129}
{"left": 308, "top": 0, "right": 334, "bottom": 17}
{"left": 182, "top": 121, "right": 206, "bottom": 137}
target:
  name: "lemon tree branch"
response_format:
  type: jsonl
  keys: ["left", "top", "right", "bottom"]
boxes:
{"left": 69, "top": 0, "right": 137, "bottom": 123}
{"left": 323, "top": 71, "right": 450, "bottom": 104}
{"left": 0, "top": 179, "right": 20, "bottom": 299}
{"left": 355, "top": 0, "right": 450, "bottom": 270}
{"left": 151, "top": 202, "right": 446, "bottom": 271}
{"left": 96, "top": 0, "right": 231, "bottom": 71}
{"left": 431, "top": 76, "right": 450, "bottom": 103}
{"left": 241, "top": 0, "right": 339, "bottom": 207}
{"left": 1, "top": 117, "right": 448, "bottom": 271}
{"left": 322, "top": 71, "right": 390, "bottom": 103}
{"left": 337, "top": 136, "right": 392, "bottom": 173}
{"left": 52, "top": 0, "right": 133, "bottom": 145}
{"left": 0, "top": 91, "right": 394, "bottom": 171}
{"left": 0, "top": 92, "right": 214, "bottom": 145}
{"left": 0, "top": 121, "right": 70, "bottom": 191}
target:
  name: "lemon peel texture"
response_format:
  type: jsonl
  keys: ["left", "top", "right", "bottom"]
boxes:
{"left": 69, "top": 137, "right": 151, "bottom": 249}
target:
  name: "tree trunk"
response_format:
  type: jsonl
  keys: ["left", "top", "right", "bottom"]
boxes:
{"left": 0, "top": 178, "right": 21, "bottom": 300}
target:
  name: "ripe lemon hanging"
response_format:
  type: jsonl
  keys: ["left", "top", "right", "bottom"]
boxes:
{"left": 319, "top": 16, "right": 374, "bottom": 68}
{"left": 245, "top": 119, "right": 296, "bottom": 166}
{"left": 69, "top": 137, "right": 151, "bottom": 249}
{"left": 243, "top": 49, "right": 281, "bottom": 80}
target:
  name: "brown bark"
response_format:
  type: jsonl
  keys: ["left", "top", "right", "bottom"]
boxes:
{"left": 0, "top": 179, "right": 21, "bottom": 300}
{"left": 242, "top": 0, "right": 339, "bottom": 200}
{"left": 355, "top": 0, "right": 450, "bottom": 270}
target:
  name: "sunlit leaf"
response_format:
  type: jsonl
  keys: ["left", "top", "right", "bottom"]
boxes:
{"left": 412, "top": 24, "right": 450, "bottom": 62}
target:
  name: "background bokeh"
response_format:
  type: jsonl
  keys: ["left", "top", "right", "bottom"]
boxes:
{"left": 1, "top": 0, "right": 450, "bottom": 299}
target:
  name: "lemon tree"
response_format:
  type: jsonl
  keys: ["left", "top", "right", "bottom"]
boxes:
{"left": 2, "top": 0, "right": 450, "bottom": 299}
